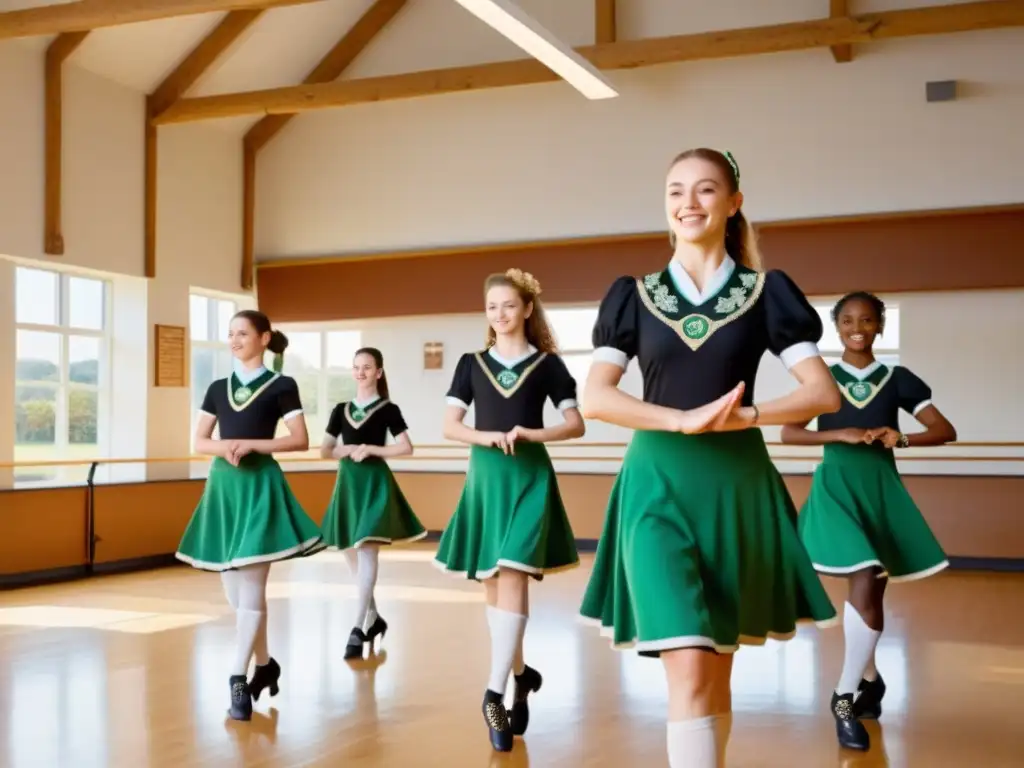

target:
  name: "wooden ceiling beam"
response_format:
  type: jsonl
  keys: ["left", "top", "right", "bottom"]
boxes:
{"left": 153, "top": 0, "right": 1024, "bottom": 124}
{"left": 44, "top": 32, "right": 90, "bottom": 256}
{"left": 244, "top": 0, "right": 407, "bottom": 153}
{"left": 830, "top": 0, "right": 853, "bottom": 62}
{"left": 239, "top": 0, "right": 407, "bottom": 290}
{"left": 144, "top": 10, "right": 265, "bottom": 280}
{"left": 595, "top": 0, "right": 615, "bottom": 44}
{"left": 0, "top": 0, "right": 321, "bottom": 40}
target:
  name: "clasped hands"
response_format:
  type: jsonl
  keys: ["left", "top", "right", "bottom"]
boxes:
{"left": 838, "top": 426, "right": 902, "bottom": 448}
{"left": 480, "top": 425, "right": 535, "bottom": 455}
{"left": 222, "top": 440, "right": 255, "bottom": 466}
{"left": 332, "top": 443, "right": 381, "bottom": 462}
{"left": 671, "top": 382, "right": 757, "bottom": 434}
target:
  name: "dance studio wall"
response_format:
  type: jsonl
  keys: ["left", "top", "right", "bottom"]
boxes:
{"left": 0, "top": 38, "right": 253, "bottom": 470}
{"left": 252, "top": 10, "right": 1024, "bottom": 259}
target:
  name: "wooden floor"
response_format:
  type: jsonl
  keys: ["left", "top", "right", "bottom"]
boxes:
{"left": 0, "top": 547, "right": 1021, "bottom": 767}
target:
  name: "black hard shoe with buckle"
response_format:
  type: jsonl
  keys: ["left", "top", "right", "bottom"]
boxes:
{"left": 510, "top": 665, "right": 542, "bottom": 736}
{"left": 344, "top": 627, "right": 368, "bottom": 660}
{"left": 482, "top": 689, "right": 514, "bottom": 752}
{"left": 831, "top": 691, "right": 869, "bottom": 751}
{"left": 228, "top": 674, "right": 253, "bottom": 721}
{"left": 248, "top": 657, "right": 281, "bottom": 702}
{"left": 857, "top": 674, "right": 886, "bottom": 720}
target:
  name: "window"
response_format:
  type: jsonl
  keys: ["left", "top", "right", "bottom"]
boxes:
{"left": 815, "top": 304, "right": 901, "bottom": 367}
{"left": 14, "top": 267, "right": 110, "bottom": 461}
{"left": 547, "top": 307, "right": 599, "bottom": 402}
{"left": 274, "top": 329, "right": 363, "bottom": 441}
{"left": 190, "top": 293, "right": 238, "bottom": 447}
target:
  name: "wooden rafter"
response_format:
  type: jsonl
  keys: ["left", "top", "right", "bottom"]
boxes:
{"left": 144, "top": 9, "right": 265, "bottom": 278}
{"left": 595, "top": 0, "right": 615, "bottom": 44}
{"left": 831, "top": 0, "right": 853, "bottom": 62}
{"left": 0, "top": 0, "right": 320, "bottom": 40}
{"left": 239, "top": 0, "right": 407, "bottom": 290}
{"left": 153, "top": 0, "right": 1024, "bottom": 124}
{"left": 44, "top": 32, "right": 89, "bottom": 256}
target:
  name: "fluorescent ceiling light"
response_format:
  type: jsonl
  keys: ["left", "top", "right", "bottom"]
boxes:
{"left": 451, "top": 0, "right": 618, "bottom": 100}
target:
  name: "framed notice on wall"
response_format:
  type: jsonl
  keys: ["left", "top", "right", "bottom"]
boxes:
{"left": 154, "top": 324, "right": 187, "bottom": 387}
{"left": 423, "top": 342, "right": 444, "bottom": 370}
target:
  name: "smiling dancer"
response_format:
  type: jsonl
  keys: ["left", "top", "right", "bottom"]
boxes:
{"left": 319, "top": 346, "right": 426, "bottom": 660}
{"left": 176, "top": 309, "right": 325, "bottom": 721}
{"left": 434, "top": 269, "right": 584, "bottom": 753}
{"left": 579, "top": 148, "right": 842, "bottom": 768}
{"left": 781, "top": 291, "right": 956, "bottom": 752}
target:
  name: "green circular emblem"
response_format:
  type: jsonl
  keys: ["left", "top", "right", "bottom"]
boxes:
{"left": 848, "top": 382, "right": 872, "bottom": 402}
{"left": 233, "top": 386, "right": 252, "bottom": 404}
{"left": 496, "top": 369, "right": 520, "bottom": 389}
{"left": 681, "top": 314, "right": 710, "bottom": 341}
{"left": 351, "top": 407, "right": 366, "bottom": 422}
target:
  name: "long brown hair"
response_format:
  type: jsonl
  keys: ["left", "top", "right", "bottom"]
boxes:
{"left": 483, "top": 269, "right": 558, "bottom": 354}
{"left": 232, "top": 309, "right": 289, "bottom": 372}
{"left": 667, "top": 148, "right": 763, "bottom": 271}
{"left": 353, "top": 346, "right": 389, "bottom": 399}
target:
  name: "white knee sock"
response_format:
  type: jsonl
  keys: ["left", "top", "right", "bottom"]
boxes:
{"left": 715, "top": 713, "right": 732, "bottom": 764}
{"left": 837, "top": 601, "right": 881, "bottom": 695}
{"left": 667, "top": 716, "right": 718, "bottom": 768}
{"left": 354, "top": 547, "right": 379, "bottom": 631}
{"left": 486, "top": 606, "right": 527, "bottom": 695}
{"left": 232, "top": 564, "right": 270, "bottom": 675}
{"left": 220, "top": 570, "right": 241, "bottom": 609}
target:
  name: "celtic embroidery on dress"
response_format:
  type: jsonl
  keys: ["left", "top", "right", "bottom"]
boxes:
{"left": 644, "top": 273, "right": 679, "bottom": 314}
{"left": 496, "top": 369, "right": 519, "bottom": 389}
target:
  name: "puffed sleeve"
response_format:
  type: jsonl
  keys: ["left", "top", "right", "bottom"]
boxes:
{"left": 199, "top": 382, "right": 218, "bottom": 418}
{"left": 324, "top": 404, "right": 344, "bottom": 440}
{"left": 895, "top": 366, "right": 933, "bottom": 416}
{"left": 388, "top": 403, "right": 410, "bottom": 436}
{"left": 591, "top": 276, "right": 640, "bottom": 370}
{"left": 546, "top": 355, "right": 579, "bottom": 412}
{"left": 445, "top": 353, "right": 475, "bottom": 409}
{"left": 764, "top": 270, "right": 824, "bottom": 370}
{"left": 276, "top": 376, "right": 303, "bottom": 421}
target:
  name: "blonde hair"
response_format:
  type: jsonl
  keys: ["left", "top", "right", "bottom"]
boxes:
{"left": 667, "top": 148, "right": 764, "bottom": 271}
{"left": 483, "top": 269, "right": 559, "bottom": 354}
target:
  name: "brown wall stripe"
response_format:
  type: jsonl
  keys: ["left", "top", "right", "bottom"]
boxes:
{"left": 255, "top": 204, "right": 1024, "bottom": 322}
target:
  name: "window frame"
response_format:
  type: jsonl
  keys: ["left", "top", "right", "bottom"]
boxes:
{"left": 188, "top": 291, "right": 240, "bottom": 450}
{"left": 13, "top": 266, "right": 112, "bottom": 460}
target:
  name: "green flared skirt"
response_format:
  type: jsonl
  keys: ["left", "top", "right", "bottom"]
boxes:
{"left": 321, "top": 457, "right": 427, "bottom": 549}
{"left": 176, "top": 453, "right": 326, "bottom": 571}
{"left": 433, "top": 442, "right": 580, "bottom": 581}
{"left": 579, "top": 429, "right": 838, "bottom": 655}
{"left": 798, "top": 443, "right": 949, "bottom": 582}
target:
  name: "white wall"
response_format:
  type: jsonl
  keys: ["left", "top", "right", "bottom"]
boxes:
{"left": 0, "top": 38, "right": 248, "bottom": 482}
{"left": 255, "top": 0, "right": 1024, "bottom": 259}
{"left": 277, "top": 288, "right": 1024, "bottom": 477}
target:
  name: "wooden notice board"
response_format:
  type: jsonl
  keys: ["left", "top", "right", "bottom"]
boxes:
{"left": 154, "top": 324, "right": 187, "bottom": 387}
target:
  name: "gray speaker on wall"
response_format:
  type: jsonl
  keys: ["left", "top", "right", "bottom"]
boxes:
{"left": 926, "top": 80, "right": 958, "bottom": 102}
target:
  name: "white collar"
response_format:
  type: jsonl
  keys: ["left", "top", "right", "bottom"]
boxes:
{"left": 488, "top": 344, "right": 537, "bottom": 368}
{"left": 233, "top": 361, "right": 268, "bottom": 385}
{"left": 667, "top": 255, "right": 736, "bottom": 305}
{"left": 352, "top": 395, "right": 381, "bottom": 408}
{"left": 837, "top": 360, "right": 882, "bottom": 380}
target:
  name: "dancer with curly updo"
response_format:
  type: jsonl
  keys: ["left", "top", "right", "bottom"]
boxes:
{"left": 434, "top": 269, "right": 585, "bottom": 753}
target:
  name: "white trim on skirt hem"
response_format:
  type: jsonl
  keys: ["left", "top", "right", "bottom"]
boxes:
{"left": 175, "top": 535, "right": 325, "bottom": 571}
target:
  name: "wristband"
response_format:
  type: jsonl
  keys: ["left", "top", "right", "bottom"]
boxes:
{"left": 751, "top": 404, "right": 760, "bottom": 425}
{"left": 896, "top": 433, "right": 909, "bottom": 448}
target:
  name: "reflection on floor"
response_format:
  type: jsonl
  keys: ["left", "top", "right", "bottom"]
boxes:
{"left": 0, "top": 546, "right": 1022, "bottom": 767}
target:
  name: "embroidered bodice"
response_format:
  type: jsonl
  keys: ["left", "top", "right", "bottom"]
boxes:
{"left": 199, "top": 371, "right": 303, "bottom": 439}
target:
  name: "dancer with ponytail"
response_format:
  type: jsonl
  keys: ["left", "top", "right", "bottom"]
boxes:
{"left": 578, "top": 148, "right": 841, "bottom": 768}
{"left": 176, "top": 309, "right": 325, "bottom": 721}
{"left": 320, "top": 346, "right": 426, "bottom": 660}
{"left": 434, "top": 269, "right": 584, "bottom": 753}
{"left": 781, "top": 291, "right": 956, "bottom": 752}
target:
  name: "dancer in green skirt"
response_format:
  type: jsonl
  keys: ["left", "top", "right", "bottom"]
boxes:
{"left": 434, "top": 268, "right": 585, "bottom": 753}
{"left": 176, "top": 310, "right": 325, "bottom": 722}
{"left": 578, "top": 148, "right": 843, "bottom": 768}
{"left": 781, "top": 291, "right": 956, "bottom": 752}
{"left": 319, "top": 346, "right": 426, "bottom": 660}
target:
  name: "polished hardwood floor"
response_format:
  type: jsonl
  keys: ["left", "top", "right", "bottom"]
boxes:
{"left": 0, "top": 546, "right": 1021, "bottom": 767}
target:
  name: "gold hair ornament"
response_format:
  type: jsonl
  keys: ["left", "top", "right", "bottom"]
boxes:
{"left": 504, "top": 268, "right": 542, "bottom": 297}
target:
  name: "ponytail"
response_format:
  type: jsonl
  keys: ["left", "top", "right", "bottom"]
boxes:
{"left": 377, "top": 370, "right": 390, "bottom": 400}
{"left": 266, "top": 330, "right": 289, "bottom": 372}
